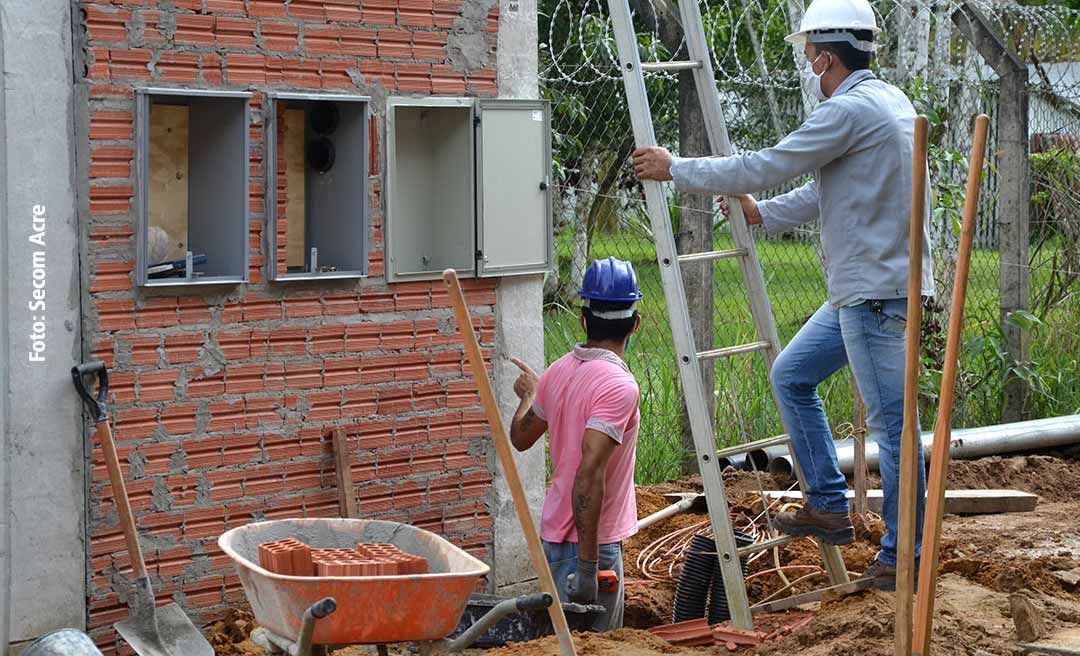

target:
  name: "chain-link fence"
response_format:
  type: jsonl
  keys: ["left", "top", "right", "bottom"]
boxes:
{"left": 539, "top": 0, "right": 1080, "bottom": 483}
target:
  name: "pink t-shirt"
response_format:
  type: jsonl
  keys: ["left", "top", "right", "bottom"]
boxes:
{"left": 533, "top": 345, "right": 640, "bottom": 545}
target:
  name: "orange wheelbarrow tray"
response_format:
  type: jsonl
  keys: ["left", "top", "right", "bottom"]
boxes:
{"left": 219, "top": 518, "right": 552, "bottom": 653}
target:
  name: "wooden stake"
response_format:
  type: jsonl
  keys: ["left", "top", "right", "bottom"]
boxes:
{"left": 912, "top": 114, "right": 990, "bottom": 656}
{"left": 442, "top": 270, "right": 578, "bottom": 656}
{"left": 895, "top": 114, "right": 930, "bottom": 656}
{"left": 332, "top": 427, "right": 358, "bottom": 519}
{"left": 853, "top": 383, "right": 868, "bottom": 517}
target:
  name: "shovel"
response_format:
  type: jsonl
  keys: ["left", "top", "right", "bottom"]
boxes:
{"left": 72, "top": 361, "right": 214, "bottom": 656}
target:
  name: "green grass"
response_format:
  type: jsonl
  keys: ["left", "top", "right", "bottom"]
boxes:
{"left": 546, "top": 226, "right": 1080, "bottom": 484}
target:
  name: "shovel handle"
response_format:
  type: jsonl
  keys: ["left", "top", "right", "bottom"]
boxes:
{"left": 72, "top": 361, "right": 109, "bottom": 422}
{"left": 72, "top": 361, "right": 148, "bottom": 579}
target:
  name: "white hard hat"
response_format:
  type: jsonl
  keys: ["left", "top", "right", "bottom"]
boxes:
{"left": 785, "top": 0, "right": 880, "bottom": 52}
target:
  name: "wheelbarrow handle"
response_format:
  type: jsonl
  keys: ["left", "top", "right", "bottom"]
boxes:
{"left": 71, "top": 361, "right": 109, "bottom": 422}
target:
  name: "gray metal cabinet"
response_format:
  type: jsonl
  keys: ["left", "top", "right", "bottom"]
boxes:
{"left": 264, "top": 92, "right": 371, "bottom": 281}
{"left": 134, "top": 88, "right": 252, "bottom": 287}
{"left": 386, "top": 96, "right": 552, "bottom": 282}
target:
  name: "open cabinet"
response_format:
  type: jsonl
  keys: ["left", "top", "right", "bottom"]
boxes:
{"left": 385, "top": 97, "right": 552, "bottom": 282}
{"left": 135, "top": 88, "right": 252, "bottom": 286}
{"left": 265, "top": 92, "right": 371, "bottom": 281}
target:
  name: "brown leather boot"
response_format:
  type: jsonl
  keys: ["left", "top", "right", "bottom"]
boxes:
{"left": 774, "top": 505, "right": 855, "bottom": 545}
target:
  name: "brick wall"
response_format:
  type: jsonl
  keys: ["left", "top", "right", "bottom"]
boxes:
{"left": 77, "top": 1, "right": 501, "bottom": 653}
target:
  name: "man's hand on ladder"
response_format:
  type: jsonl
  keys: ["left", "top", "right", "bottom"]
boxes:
{"left": 632, "top": 147, "right": 674, "bottom": 181}
{"left": 719, "top": 194, "right": 763, "bottom": 226}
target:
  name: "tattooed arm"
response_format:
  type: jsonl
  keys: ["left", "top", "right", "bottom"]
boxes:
{"left": 572, "top": 429, "right": 618, "bottom": 561}
{"left": 509, "top": 357, "right": 547, "bottom": 451}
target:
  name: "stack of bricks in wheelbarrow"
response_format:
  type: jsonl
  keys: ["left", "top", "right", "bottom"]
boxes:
{"left": 258, "top": 538, "right": 429, "bottom": 577}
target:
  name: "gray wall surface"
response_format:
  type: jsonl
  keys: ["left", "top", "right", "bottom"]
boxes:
{"left": 492, "top": 0, "right": 548, "bottom": 595}
{"left": 1, "top": 0, "right": 86, "bottom": 647}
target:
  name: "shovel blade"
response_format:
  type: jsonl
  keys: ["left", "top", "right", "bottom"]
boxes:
{"left": 115, "top": 603, "right": 214, "bottom": 656}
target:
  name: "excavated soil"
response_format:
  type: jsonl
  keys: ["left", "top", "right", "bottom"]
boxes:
{"left": 480, "top": 628, "right": 728, "bottom": 655}
{"left": 212, "top": 454, "right": 1080, "bottom": 656}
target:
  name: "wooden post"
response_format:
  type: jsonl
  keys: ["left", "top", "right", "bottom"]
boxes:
{"left": 912, "top": 114, "right": 990, "bottom": 656}
{"left": 442, "top": 270, "right": 578, "bottom": 656}
{"left": 853, "top": 382, "right": 867, "bottom": 517}
{"left": 895, "top": 115, "right": 929, "bottom": 656}
{"left": 332, "top": 428, "right": 358, "bottom": 519}
{"left": 952, "top": 1, "right": 1030, "bottom": 422}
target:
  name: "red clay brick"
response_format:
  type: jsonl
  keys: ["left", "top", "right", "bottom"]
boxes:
{"left": 377, "top": 28, "right": 412, "bottom": 58}
{"left": 260, "top": 20, "right": 298, "bottom": 52}
{"left": 323, "top": 356, "right": 362, "bottom": 387}
{"left": 161, "top": 403, "right": 198, "bottom": 435}
{"left": 89, "top": 183, "right": 133, "bottom": 215}
{"left": 110, "top": 48, "right": 153, "bottom": 79}
{"left": 284, "top": 295, "right": 322, "bottom": 318}
{"left": 325, "top": 0, "right": 362, "bottom": 22}
{"left": 90, "top": 260, "right": 133, "bottom": 292}
{"left": 288, "top": 0, "right": 327, "bottom": 19}
{"left": 285, "top": 361, "right": 323, "bottom": 389}
{"left": 304, "top": 24, "right": 341, "bottom": 54}
{"left": 135, "top": 297, "right": 179, "bottom": 328}
{"left": 209, "top": 399, "right": 246, "bottom": 431}
{"left": 139, "top": 369, "right": 179, "bottom": 406}
{"left": 202, "top": 52, "right": 224, "bottom": 84}
{"left": 244, "top": 396, "right": 282, "bottom": 428}
{"left": 226, "top": 363, "right": 266, "bottom": 394}
{"left": 310, "top": 325, "right": 346, "bottom": 353}
{"left": 96, "top": 298, "right": 135, "bottom": 331}
{"left": 269, "top": 326, "right": 306, "bottom": 355}
{"left": 89, "top": 223, "right": 134, "bottom": 248}
{"left": 396, "top": 62, "right": 432, "bottom": 92}
{"left": 321, "top": 59, "right": 357, "bottom": 88}
{"left": 187, "top": 371, "right": 226, "bottom": 398}
{"left": 106, "top": 371, "right": 136, "bottom": 404}
{"left": 321, "top": 293, "right": 360, "bottom": 315}
{"left": 332, "top": 27, "right": 377, "bottom": 59}
{"left": 90, "top": 84, "right": 134, "bottom": 100}
{"left": 174, "top": 14, "right": 216, "bottom": 45}
{"left": 340, "top": 388, "right": 376, "bottom": 418}
{"left": 85, "top": 5, "right": 131, "bottom": 42}
{"left": 414, "top": 32, "right": 448, "bottom": 61}
{"left": 90, "top": 145, "right": 133, "bottom": 179}
{"left": 155, "top": 51, "right": 199, "bottom": 82}
{"left": 113, "top": 407, "right": 158, "bottom": 440}
{"left": 216, "top": 17, "right": 256, "bottom": 47}
{"left": 92, "top": 337, "right": 116, "bottom": 368}
{"left": 207, "top": 0, "right": 246, "bottom": 12}
{"left": 226, "top": 53, "right": 266, "bottom": 84}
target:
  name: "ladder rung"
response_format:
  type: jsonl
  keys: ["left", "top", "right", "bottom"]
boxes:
{"left": 716, "top": 434, "right": 790, "bottom": 459}
{"left": 737, "top": 534, "right": 798, "bottom": 557}
{"left": 640, "top": 60, "right": 703, "bottom": 72}
{"left": 677, "top": 248, "right": 747, "bottom": 264}
{"left": 697, "top": 341, "right": 772, "bottom": 361}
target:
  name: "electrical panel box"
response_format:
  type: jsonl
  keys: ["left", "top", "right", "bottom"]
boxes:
{"left": 266, "top": 93, "right": 371, "bottom": 281}
{"left": 386, "top": 97, "right": 552, "bottom": 282}
{"left": 135, "top": 88, "right": 252, "bottom": 286}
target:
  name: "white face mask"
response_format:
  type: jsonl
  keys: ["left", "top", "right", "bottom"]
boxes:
{"left": 800, "top": 52, "right": 830, "bottom": 102}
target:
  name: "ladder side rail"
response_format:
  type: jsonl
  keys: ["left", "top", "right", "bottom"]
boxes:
{"left": 674, "top": 0, "right": 850, "bottom": 587}
{"left": 674, "top": 0, "right": 782, "bottom": 372}
{"left": 604, "top": 0, "right": 755, "bottom": 630}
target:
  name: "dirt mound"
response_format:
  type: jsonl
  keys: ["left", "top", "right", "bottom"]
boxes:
{"left": 480, "top": 628, "right": 727, "bottom": 655}
{"left": 939, "top": 552, "right": 1080, "bottom": 597}
{"left": 947, "top": 454, "right": 1080, "bottom": 503}
{"left": 624, "top": 580, "right": 675, "bottom": 629}
{"left": 207, "top": 608, "right": 262, "bottom": 656}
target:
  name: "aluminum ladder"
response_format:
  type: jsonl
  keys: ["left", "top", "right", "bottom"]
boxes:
{"left": 604, "top": 0, "right": 851, "bottom": 630}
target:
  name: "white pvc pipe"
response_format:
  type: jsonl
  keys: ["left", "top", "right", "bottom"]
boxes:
{"left": 766, "top": 415, "right": 1080, "bottom": 478}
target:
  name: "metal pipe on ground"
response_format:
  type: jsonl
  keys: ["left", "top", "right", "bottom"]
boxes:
{"left": 765, "top": 415, "right": 1080, "bottom": 479}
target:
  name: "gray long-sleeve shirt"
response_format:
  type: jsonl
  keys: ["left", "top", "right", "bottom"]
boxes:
{"left": 670, "top": 70, "right": 935, "bottom": 308}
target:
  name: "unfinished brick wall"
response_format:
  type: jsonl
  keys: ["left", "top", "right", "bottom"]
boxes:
{"left": 77, "top": 1, "right": 502, "bottom": 653}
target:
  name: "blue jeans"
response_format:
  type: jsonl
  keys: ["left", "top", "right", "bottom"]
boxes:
{"left": 541, "top": 540, "right": 624, "bottom": 631}
{"left": 770, "top": 299, "right": 925, "bottom": 567}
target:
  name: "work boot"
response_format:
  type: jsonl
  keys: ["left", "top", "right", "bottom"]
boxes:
{"left": 774, "top": 505, "right": 855, "bottom": 545}
{"left": 862, "top": 559, "right": 920, "bottom": 591}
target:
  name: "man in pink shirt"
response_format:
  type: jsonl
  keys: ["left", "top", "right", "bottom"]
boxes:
{"left": 508, "top": 257, "right": 643, "bottom": 631}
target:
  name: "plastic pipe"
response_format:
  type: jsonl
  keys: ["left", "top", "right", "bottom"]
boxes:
{"left": 765, "top": 415, "right": 1080, "bottom": 478}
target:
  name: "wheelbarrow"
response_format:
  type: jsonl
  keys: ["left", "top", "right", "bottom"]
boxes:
{"left": 219, "top": 518, "right": 554, "bottom": 655}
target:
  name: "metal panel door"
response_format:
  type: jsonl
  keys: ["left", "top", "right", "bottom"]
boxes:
{"left": 476, "top": 99, "right": 552, "bottom": 277}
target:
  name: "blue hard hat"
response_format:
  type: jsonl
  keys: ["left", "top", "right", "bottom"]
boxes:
{"left": 578, "top": 256, "right": 643, "bottom": 302}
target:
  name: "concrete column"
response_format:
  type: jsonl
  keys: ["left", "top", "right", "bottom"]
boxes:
{"left": 1, "top": 0, "right": 86, "bottom": 648}
{"left": 491, "top": 0, "right": 547, "bottom": 595}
